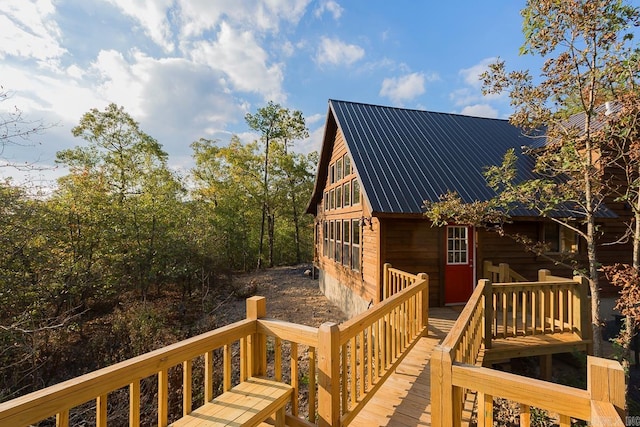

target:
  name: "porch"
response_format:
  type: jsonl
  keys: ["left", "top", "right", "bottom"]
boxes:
{"left": 0, "top": 268, "right": 625, "bottom": 426}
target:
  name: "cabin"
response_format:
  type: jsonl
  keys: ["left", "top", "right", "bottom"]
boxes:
{"left": 306, "top": 100, "right": 632, "bottom": 317}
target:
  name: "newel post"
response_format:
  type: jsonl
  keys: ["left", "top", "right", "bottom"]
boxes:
{"left": 588, "top": 356, "right": 625, "bottom": 420}
{"left": 573, "top": 275, "right": 592, "bottom": 349}
{"left": 480, "top": 279, "right": 493, "bottom": 349}
{"left": 418, "top": 272, "right": 429, "bottom": 332}
{"left": 538, "top": 269, "right": 550, "bottom": 282}
{"left": 317, "top": 322, "right": 340, "bottom": 427}
{"left": 246, "top": 296, "right": 267, "bottom": 377}
{"left": 383, "top": 262, "right": 391, "bottom": 299}
{"left": 430, "top": 345, "right": 455, "bottom": 427}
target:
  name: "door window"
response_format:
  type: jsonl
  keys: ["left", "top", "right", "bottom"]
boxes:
{"left": 447, "top": 226, "right": 468, "bottom": 264}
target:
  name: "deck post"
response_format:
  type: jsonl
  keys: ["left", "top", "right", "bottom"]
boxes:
{"left": 418, "top": 273, "right": 429, "bottom": 332}
{"left": 498, "top": 263, "right": 509, "bottom": 283}
{"left": 247, "top": 296, "right": 267, "bottom": 377}
{"left": 573, "top": 275, "right": 592, "bottom": 352}
{"left": 430, "top": 345, "right": 454, "bottom": 427}
{"left": 588, "top": 356, "right": 625, "bottom": 419}
{"left": 383, "top": 262, "right": 391, "bottom": 299}
{"left": 480, "top": 279, "right": 492, "bottom": 349}
{"left": 538, "top": 269, "right": 550, "bottom": 282}
{"left": 318, "top": 322, "right": 340, "bottom": 427}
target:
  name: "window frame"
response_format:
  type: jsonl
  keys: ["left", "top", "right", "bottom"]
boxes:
{"left": 351, "top": 219, "right": 360, "bottom": 272}
{"left": 352, "top": 179, "right": 360, "bottom": 205}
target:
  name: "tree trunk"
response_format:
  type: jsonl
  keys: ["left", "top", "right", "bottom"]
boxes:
{"left": 268, "top": 212, "right": 275, "bottom": 268}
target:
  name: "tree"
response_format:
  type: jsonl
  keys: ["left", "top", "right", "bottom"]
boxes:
{"left": 428, "top": 0, "right": 640, "bottom": 356}
{"left": 56, "top": 104, "right": 182, "bottom": 299}
{"left": 0, "top": 86, "right": 53, "bottom": 170}
{"left": 245, "top": 102, "right": 308, "bottom": 268}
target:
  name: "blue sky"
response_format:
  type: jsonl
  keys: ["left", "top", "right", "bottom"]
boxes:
{"left": 0, "top": 0, "right": 545, "bottom": 186}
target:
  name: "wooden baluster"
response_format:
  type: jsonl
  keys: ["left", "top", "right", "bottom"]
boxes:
{"left": 358, "top": 330, "right": 365, "bottom": 398}
{"left": 350, "top": 337, "right": 357, "bottom": 407}
{"left": 182, "top": 361, "right": 191, "bottom": 416}
{"left": 559, "top": 414, "right": 571, "bottom": 427}
{"left": 204, "top": 351, "right": 214, "bottom": 402}
{"left": 309, "top": 346, "right": 317, "bottom": 424}
{"left": 291, "top": 343, "right": 299, "bottom": 417}
{"left": 240, "top": 337, "right": 247, "bottom": 382}
{"left": 550, "top": 285, "right": 556, "bottom": 333}
{"left": 540, "top": 288, "right": 546, "bottom": 334}
{"left": 512, "top": 290, "right": 517, "bottom": 337}
{"left": 274, "top": 338, "right": 282, "bottom": 382}
{"left": 477, "top": 393, "right": 493, "bottom": 427}
{"left": 531, "top": 290, "right": 537, "bottom": 335}
{"left": 56, "top": 410, "right": 69, "bottom": 427}
{"left": 130, "top": 380, "right": 142, "bottom": 426}
{"left": 341, "top": 343, "right": 348, "bottom": 413}
{"left": 502, "top": 290, "right": 507, "bottom": 339}
{"left": 158, "top": 368, "right": 168, "bottom": 427}
{"left": 520, "top": 404, "right": 530, "bottom": 427}
{"left": 224, "top": 344, "right": 232, "bottom": 391}
{"left": 367, "top": 326, "right": 373, "bottom": 390}
{"left": 97, "top": 394, "right": 108, "bottom": 427}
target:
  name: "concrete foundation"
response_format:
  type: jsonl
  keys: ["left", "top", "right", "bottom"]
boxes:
{"left": 319, "top": 269, "right": 369, "bottom": 319}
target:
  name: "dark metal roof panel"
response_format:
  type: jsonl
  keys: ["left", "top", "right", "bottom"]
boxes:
{"left": 330, "top": 100, "right": 539, "bottom": 215}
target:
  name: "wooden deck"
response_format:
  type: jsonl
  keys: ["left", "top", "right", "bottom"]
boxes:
{"left": 348, "top": 307, "right": 460, "bottom": 427}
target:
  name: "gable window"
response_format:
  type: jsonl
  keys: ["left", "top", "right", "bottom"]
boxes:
{"left": 336, "top": 186, "right": 342, "bottom": 209}
{"left": 323, "top": 221, "right": 328, "bottom": 257}
{"left": 337, "top": 158, "right": 343, "bottom": 181}
{"left": 343, "top": 181, "right": 351, "bottom": 206}
{"left": 352, "top": 179, "right": 361, "bottom": 205}
{"left": 330, "top": 189, "right": 335, "bottom": 210}
{"left": 351, "top": 219, "right": 360, "bottom": 271}
{"left": 344, "top": 155, "right": 351, "bottom": 176}
{"left": 329, "top": 164, "right": 335, "bottom": 185}
{"left": 329, "top": 221, "right": 335, "bottom": 259}
{"left": 323, "top": 192, "right": 328, "bottom": 212}
{"left": 335, "top": 220, "right": 342, "bottom": 262}
{"left": 544, "top": 223, "right": 578, "bottom": 253}
{"left": 342, "top": 220, "right": 350, "bottom": 267}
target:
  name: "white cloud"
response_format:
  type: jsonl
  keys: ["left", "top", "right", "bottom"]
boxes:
{"left": 189, "top": 22, "right": 285, "bottom": 101}
{"left": 459, "top": 57, "right": 496, "bottom": 88}
{"left": 314, "top": 0, "right": 344, "bottom": 19}
{"left": 306, "top": 113, "right": 324, "bottom": 125}
{"left": 379, "top": 72, "right": 426, "bottom": 105}
{"left": 178, "top": 0, "right": 311, "bottom": 37}
{"left": 0, "top": 0, "right": 66, "bottom": 63}
{"left": 104, "top": 0, "right": 175, "bottom": 52}
{"left": 315, "top": 37, "right": 365, "bottom": 66}
{"left": 460, "top": 104, "right": 498, "bottom": 118}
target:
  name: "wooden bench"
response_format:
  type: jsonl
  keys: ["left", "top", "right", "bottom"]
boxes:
{"left": 171, "top": 377, "right": 292, "bottom": 427}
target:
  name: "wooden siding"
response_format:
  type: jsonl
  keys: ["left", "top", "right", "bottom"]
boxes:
{"left": 380, "top": 218, "right": 441, "bottom": 306}
{"left": 316, "top": 128, "right": 378, "bottom": 306}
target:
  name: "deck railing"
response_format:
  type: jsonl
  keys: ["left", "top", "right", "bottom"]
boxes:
{"left": 0, "top": 273, "right": 429, "bottom": 427}
{"left": 382, "top": 263, "right": 425, "bottom": 299}
{"left": 431, "top": 272, "right": 624, "bottom": 427}
{"left": 482, "top": 260, "right": 527, "bottom": 283}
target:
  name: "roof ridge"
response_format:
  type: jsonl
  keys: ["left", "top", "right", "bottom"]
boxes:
{"left": 328, "top": 99, "right": 510, "bottom": 122}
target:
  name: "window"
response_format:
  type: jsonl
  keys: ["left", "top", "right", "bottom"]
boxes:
{"left": 343, "top": 182, "right": 351, "bottom": 206}
{"left": 351, "top": 219, "right": 360, "bottom": 271}
{"left": 329, "top": 189, "right": 335, "bottom": 210}
{"left": 336, "top": 186, "right": 342, "bottom": 209}
{"left": 335, "top": 220, "right": 342, "bottom": 262}
{"left": 342, "top": 220, "right": 350, "bottom": 266}
{"left": 352, "top": 179, "right": 360, "bottom": 205}
{"left": 323, "top": 192, "right": 328, "bottom": 212}
{"left": 329, "top": 221, "right": 335, "bottom": 259}
{"left": 544, "top": 223, "right": 578, "bottom": 253}
{"left": 447, "top": 226, "right": 468, "bottom": 264}
{"left": 344, "top": 155, "right": 351, "bottom": 176}
{"left": 323, "top": 221, "right": 328, "bottom": 257}
{"left": 337, "top": 158, "right": 343, "bottom": 181}
{"left": 329, "top": 164, "right": 335, "bottom": 184}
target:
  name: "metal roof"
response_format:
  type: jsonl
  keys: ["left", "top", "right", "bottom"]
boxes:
{"left": 329, "top": 99, "right": 539, "bottom": 215}
{"left": 306, "top": 99, "right": 617, "bottom": 219}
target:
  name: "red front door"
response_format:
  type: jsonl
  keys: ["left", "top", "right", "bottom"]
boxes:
{"left": 444, "top": 225, "right": 475, "bottom": 304}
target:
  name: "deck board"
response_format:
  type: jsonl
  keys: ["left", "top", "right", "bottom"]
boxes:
{"left": 348, "top": 307, "right": 459, "bottom": 427}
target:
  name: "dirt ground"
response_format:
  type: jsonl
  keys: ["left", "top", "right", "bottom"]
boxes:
{"left": 216, "top": 264, "right": 347, "bottom": 327}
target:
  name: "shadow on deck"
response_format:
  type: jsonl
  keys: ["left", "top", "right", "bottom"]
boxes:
{"left": 348, "top": 307, "right": 459, "bottom": 427}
